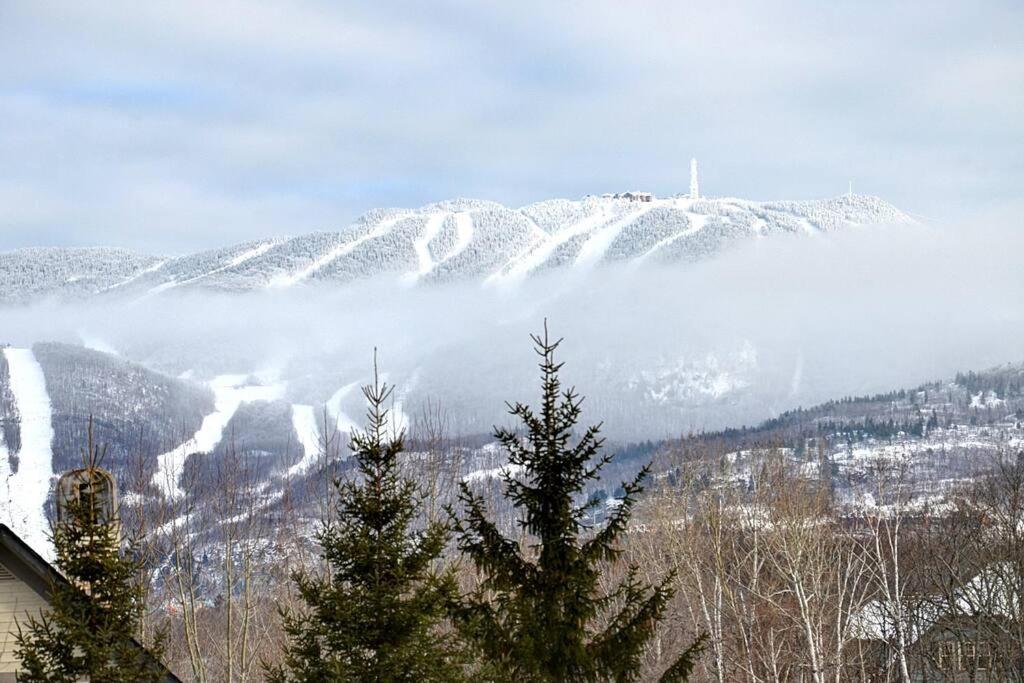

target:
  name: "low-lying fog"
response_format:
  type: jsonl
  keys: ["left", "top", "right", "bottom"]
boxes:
{"left": 2, "top": 218, "right": 1022, "bottom": 438}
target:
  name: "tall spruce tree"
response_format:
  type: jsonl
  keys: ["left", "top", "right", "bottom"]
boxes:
{"left": 451, "top": 325, "right": 704, "bottom": 682}
{"left": 267, "top": 359, "right": 464, "bottom": 683}
{"left": 15, "top": 422, "right": 168, "bottom": 682}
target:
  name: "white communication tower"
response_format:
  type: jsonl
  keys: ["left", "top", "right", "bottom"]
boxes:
{"left": 689, "top": 158, "right": 699, "bottom": 200}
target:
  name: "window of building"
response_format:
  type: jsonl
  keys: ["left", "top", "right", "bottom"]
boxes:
{"left": 972, "top": 641, "right": 994, "bottom": 671}
{"left": 935, "top": 639, "right": 995, "bottom": 673}
{"left": 936, "top": 641, "right": 959, "bottom": 671}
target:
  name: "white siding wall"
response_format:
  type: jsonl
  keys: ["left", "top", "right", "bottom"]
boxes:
{"left": 0, "top": 564, "right": 48, "bottom": 674}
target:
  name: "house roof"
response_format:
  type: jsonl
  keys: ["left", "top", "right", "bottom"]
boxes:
{"left": 848, "top": 562, "right": 1021, "bottom": 645}
{"left": 0, "top": 523, "right": 181, "bottom": 682}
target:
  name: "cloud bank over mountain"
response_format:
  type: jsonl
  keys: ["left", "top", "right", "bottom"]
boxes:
{"left": 2, "top": 210, "right": 1020, "bottom": 437}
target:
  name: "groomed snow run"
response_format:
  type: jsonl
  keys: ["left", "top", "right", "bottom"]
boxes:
{"left": 405, "top": 213, "right": 448, "bottom": 283}
{"left": 637, "top": 212, "right": 709, "bottom": 262}
{"left": 152, "top": 374, "right": 285, "bottom": 499}
{"left": 449, "top": 212, "right": 474, "bottom": 261}
{"left": 0, "top": 348, "right": 55, "bottom": 560}
{"left": 148, "top": 241, "right": 280, "bottom": 296}
{"left": 326, "top": 381, "right": 360, "bottom": 437}
{"left": 574, "top": 205, "right": 655, "bottom": 269}
{"left": 488, "top": 210, "right": 610, "bottom": 285}
{"left": 287, "top": 404, "right": 322, "bottom": 477}
{"left": 268, "top": 214, "right": 410, "bottom": 288}
{"left": 104, "top": 258, "right": 169, "bottom": 291}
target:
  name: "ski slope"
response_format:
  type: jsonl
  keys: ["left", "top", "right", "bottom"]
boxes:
{"left": 287, "top": 404, "right": 322, "bottom": 477}
{"left": 575, "top": 205, "right": 656, "bottom": 268}
{"left": 450, "top": 212, "right": 475, "bottom": 260}
{"left": 326, "top": 381, "right": 360, "bottom": 436}
{"left": 148, "top": 240, "right": 280, "bottom": 295}
{"left": 406, "top": 213, "right": 448, "bottom": 283}
{"left": 0, "top": 348, "right": 55, "bottom": 560}
{"left": 489, "top": 210, "right": 611, "bottom": 284}
{"left": 637, "top": 211, "right": 710, "bottom": 262}
{"left": 268, "top": 214, "right": 410, "bottom": 288}
{"left": 152, "top": 374, "right": 285, "bottom": 498}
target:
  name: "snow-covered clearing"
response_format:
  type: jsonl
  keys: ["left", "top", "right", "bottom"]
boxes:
{"left": 326, "top": 381, "right": 360, "bottom": 436}
{"left": 450, "top": 212, "right": 474, "bottom": 259}
{"left": 574, "top": 205, "right": 655, "bottom": 268}
{"left": 148, "top": 241, "right": 280, "bottom": 296}
{"left": 489, "top": 210, "right": 610, "bottom": 284}
{"left": 226, "top": 241, "right": 277, "bottom": 268}
{"left": 269, "top": 214, "right": 409, "bottom": 288}
{"left": 463, "top": 463, "right": 525, "bottom": 484}
{"left": 152, "top": 374, "right": 285, "bottom": 499}
{"left": 637, "top": 212, "right": 709, "bottom": 262}
{"left": 0, "top": 348, "right": 55, "bottom": 560}
{"left": 287, "top": 404, "right": 322, "bottom": 477}
{"left": 970, "top": 391, "right": 1004, "bottom": 409}
{"left": 104, "top": 258, "right": 169, "bottom": 291}
{"left": 405, "top": 213, "right": 447, "bottom": 283}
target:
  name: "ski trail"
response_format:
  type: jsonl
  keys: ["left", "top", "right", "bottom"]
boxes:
{"left": 1, "top": 348, "right": 55, "bottom": 560}
{"left": 636, "top": 213, "right": 709, "bottom": 263}
{"left": 104, "top": 258, "right": 170, "bottom": 292}
{"left": 148, "top": 241, "right": 280, "bottom": 296}
{"left": 287, "top": 404, "right": 322, "bottom": 477}
{"left": 445, "top": 212, "right": 474, "bottom": 262}
{"left": 326, "top": 382, "right": 360, "bottom": 436}
{"left": 574, "top": 205, "right": 655, "bottom": 269}
{"left": 405, "top": 213, "right": 447, "bottom": 283}
{"left": 269, "top": 214, "right": 409, "bottom": 288}
{"left": 152, "top": 375, "right": 285, "bottom": 499}
{"left": 488, "top": 209, "right": 609, "bottom": 284}
{"left": 225, "top": 241, "right": 277, "bottom": 268}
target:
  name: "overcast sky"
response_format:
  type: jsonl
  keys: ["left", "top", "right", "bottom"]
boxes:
{"left": 1, "top": 1, "right": 1021, "bottom": 254}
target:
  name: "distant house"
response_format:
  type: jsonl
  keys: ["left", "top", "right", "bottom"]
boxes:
{"left": 599, "top": 191, "right": 654, "bottom": 203}
{"left": 847, "top": 563, "right": 1022, "bottom": 681}
{"left": 0, "top": 524, "right": 180, "bottom": 682}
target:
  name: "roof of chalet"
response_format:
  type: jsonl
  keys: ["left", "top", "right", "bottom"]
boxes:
{"left": 848, "top": 562, "right": 1021, "bottom": 645}
{"left": 0, "top": 524, "right": 181, "bottom": 682}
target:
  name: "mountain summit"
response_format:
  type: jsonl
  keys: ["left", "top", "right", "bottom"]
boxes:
{"left": 0, "top": 193, "right": 909, "bottom": 305}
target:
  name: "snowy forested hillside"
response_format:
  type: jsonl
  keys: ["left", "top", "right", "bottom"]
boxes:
{"left": 650, "top": 363, "right": 1024, "bottom": 510}
{"left": 0, "top": 247, "right": 161, "bottom": 304}
{"left": 0, "top": 194, "right": 909, "bottom": 305}
{"left": 1, "top": 336, "right": 1020, "bottom": 565}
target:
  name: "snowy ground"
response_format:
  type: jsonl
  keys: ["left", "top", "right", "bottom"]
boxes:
{"left": 287, "top": 404, "right": 323, "bottom": 477}
{"left": 152, "top": 374, "right": 286, "bottom": 498}
{"left": 575, "top": 205, "right": 655, "bottom": 269}
{"left": 488, "top": 210, "right": 611, "bottom": 284}
{"left": 0, "top": 348, "right": 55, "bottom": 560}
{"left": 268, "top": 214, "right": 410, "bottom": 288}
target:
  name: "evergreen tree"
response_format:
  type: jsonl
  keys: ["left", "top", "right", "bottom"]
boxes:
{"left": 451, "top": 325, "right": 705, "bottom": 682}
{"left": 267, "top": 360, "right": 464, "bottom": 683}
{"left": 15, "top": 422, "right": 168, "bottom": 682}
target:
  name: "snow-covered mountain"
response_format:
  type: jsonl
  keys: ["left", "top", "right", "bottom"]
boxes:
{"left": 0, "top": 190, "right": 920, "bottom": 557}
{"left": 0, "top": 193, "right": 909, "bottom": 305}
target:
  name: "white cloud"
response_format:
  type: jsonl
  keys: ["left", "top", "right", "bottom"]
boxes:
{"left": 0, "top": 1, "right": 1021, "bottom": 252}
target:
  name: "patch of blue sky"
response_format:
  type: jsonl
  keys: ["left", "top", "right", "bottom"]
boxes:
{"left": 20, "top": 79, "right": 222, "bottom": 115}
